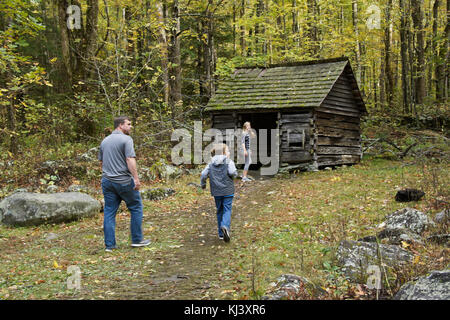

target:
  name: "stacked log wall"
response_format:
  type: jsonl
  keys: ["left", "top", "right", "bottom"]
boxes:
{"left": 315, "top": 72, "right": 362, "bottom": 167}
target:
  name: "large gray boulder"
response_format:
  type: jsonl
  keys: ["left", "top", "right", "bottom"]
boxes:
{"left": 381, "top": 208, "right": 435, "bottom": 234}
{"left": 336, "top": 240, "right": 414, "bottom": 283}
{"left": 394, "top": 270, "right": 450, "bottom": 300}
{"left": 0, "top": 192, "right": 101, "bottom": 227}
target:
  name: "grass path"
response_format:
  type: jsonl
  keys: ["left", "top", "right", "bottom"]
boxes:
{"left": 0, "top": 158, "right": 448, "bottom": 300}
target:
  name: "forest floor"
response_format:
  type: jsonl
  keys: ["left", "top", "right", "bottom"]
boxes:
{"left": 0, "top": 157, "right": 448, "bottom": 300}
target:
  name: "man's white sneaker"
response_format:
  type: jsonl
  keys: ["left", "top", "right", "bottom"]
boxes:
{"left": 131, "top": 239, "right": 151, "bottom": 247}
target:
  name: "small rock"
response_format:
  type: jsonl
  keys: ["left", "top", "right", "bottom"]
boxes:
{"left": 394, "top": 270, "right": 450, "bottom": 300}
{"left": 395, "top": 189, "right": 425, "bottom": 202}
{"left": 434, "top": 209, "right": 449, "bottom": 225}
{"left": 77, "top": 147, "right": 100, "bottom": 162}
{"left": 140, "top": 188, "right": 175, "bottom": 201}
{"left": 261, "top": 274, "right": 326, "bottom": 300}
{"left": 46, "top": 185, "right": 58, "bottom": 193}
{"left": 66, "top": 184, "right": 89, "bottom": 193}
{"left": 13, "top": 188, "right": 28, "bottom": 194}
{"left": 45, "top": 233, "right": 59, "bottom": 241}
{"left": 187, "top": 182, "right": 202, "bottom": 188}
{"left": 426, "top": 234, "right": 450, "bottom": 246}
{"left": 161, "top": 164, "right": 182, "bottom": 180}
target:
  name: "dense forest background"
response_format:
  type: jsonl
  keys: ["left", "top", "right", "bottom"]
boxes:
{"left": 0, "top": 0, "right": 448, "bottom": 161}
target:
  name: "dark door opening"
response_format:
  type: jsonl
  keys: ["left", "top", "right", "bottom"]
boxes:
{"left": 239, "top": 112, "right": 278, "bottom": 170}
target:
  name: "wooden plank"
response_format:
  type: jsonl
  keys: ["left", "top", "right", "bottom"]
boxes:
{"left": 281, "top": 112, "right": 313, "bottom": 118}
{"left": 315, "top": 107, "right": 360, "bottom": 118}
{"left": 323, "top": 97, "right": 358, "bottom": 109}
{"left": 315, "top": 111, "right": 360, "bottom": 124}
{"left": 317, "top": 104, "right": 360, "bottom": 118}
{"left": 281, "top": 113, "right": 312, "bottom": 121}
{"left": 326, "top": 92, "right": 357, "bottom": 104}
{"left": 317, "top": 126, "right": 360, "bottom": 138}
{"left": 316, "top": 118, "right": 360, "bottom": 131}
{"left": 281, "top": 150, "right": 312, "bottom": 163}
{"left": 317, "top": 155, "right": 360, "bottom": 166}
{"left": 317, "top": 136, "right": 361, "bottom": 147}
{"left": 213, "top": 123, "right": 236, "bottom": 129}
{"left": 331, "top": 86, "right": 356, "bottom": 97}
{"left": 316, "top": 146, "right": 361, "bottom": 155}
{"left": 280, "top": 123, "right": 311, "bottom": 132}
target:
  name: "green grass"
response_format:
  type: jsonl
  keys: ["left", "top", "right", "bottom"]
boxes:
{"left": 0, "top": 157, "right": 448, "bottom": 300}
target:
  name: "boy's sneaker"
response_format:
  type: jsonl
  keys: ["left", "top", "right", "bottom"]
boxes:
{"left": 218, "top": 236, "right": 224, "bottom": 240}
{"left": 105, "top": 247, "right": 116, "bottom": 252}
{"left": 131, "top": 239, "right": 151, "bottom": 247}
{"left": 242, "top": 177, "right": 251, "bottom": 182}
{"left": 221, "top": 226, "right": 230, "bottom": 243}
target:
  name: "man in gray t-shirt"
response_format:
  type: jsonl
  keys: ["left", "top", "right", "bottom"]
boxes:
{"left": 99, "top": 125, "right": 136, "bottom": 185}
{"left": 98, "top": 116, "right": 150, "bottom": 251}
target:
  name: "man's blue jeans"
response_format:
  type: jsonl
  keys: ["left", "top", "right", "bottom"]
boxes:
{"left": 101, "top": 177, "right": 143, "bottom": 249}
{"left": 214, "top": 195, "right": 233, "bottom": 237}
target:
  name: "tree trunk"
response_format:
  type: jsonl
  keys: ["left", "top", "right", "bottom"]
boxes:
{"left": 57, "top": 0, "right": 73, "bottom": 90}
{"left": 7, "top": 95, "right": 18, "bottom": 154}
{"left": 240, "top": 0, "right": 245, "bottom": 56}
{"left": 384, "top": 0, "right": 394, "bottom": 107}
{"left": 411, "top": 0, "right": 426, "bottom": 104}
{"left": 156, "top": 2, "right": 169, "bottom": 107}
{"left": 400, "top": 0, "right": 411, "bottom": 113}
{"left": 84, "top": 0, "right": 99, "bottom": 78}
{"left": 352, "top": 1, "right": 361, "bottom": 84}
{"left": 203, "top": 1, "right": 216, "bottom": 101}
{"left": 168, "top": 0, "right": 182, "bottom": 118}
{"left": 446, "top": 0, "right": 450, "bottom": 99}
{"left": 306, "top": 0, "right": 319, "bottom": 56}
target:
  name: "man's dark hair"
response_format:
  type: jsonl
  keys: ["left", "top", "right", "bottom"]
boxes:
{"left": 114, "top": 116, "right": 130, "bottom": 129}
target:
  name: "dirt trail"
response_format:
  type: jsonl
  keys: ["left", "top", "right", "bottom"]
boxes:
{"left": 112, "top": 176, "right": 278, "bottom": 299}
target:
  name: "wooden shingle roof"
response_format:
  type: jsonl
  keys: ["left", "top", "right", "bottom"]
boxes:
{"left": 205, "top": 57, "right": 366, "bottom": 113}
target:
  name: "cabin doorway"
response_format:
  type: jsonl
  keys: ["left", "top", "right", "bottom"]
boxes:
{"left": 239, "top": 112, "right": 278, "bottom": 170}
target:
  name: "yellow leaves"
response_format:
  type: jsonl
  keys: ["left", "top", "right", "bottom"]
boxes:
{"left": 221, "top": 289, "right": 234, "bottom": 295}
{"left": 413, "top": 255, "right": 420, "bottom": 265}
{"left": 50, "top": 57, "right": 58, "bottom": 64}
{"left": 53, "top": 261, "right": 61, "bottom": 269}
{"left": 401, "top": 241, "right": 410, "bottom": 249}
{"left": 331, "top": 176, "right": 342, "bottom": 182}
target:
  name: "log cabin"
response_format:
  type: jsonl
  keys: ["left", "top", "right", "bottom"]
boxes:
{"left": 204, "top": 57, "right": 368, "bottom": 172}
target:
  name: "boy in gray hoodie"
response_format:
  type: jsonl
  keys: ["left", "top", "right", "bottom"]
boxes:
{"left": 200, "top": 143, "right": 238, "bottom": 242}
